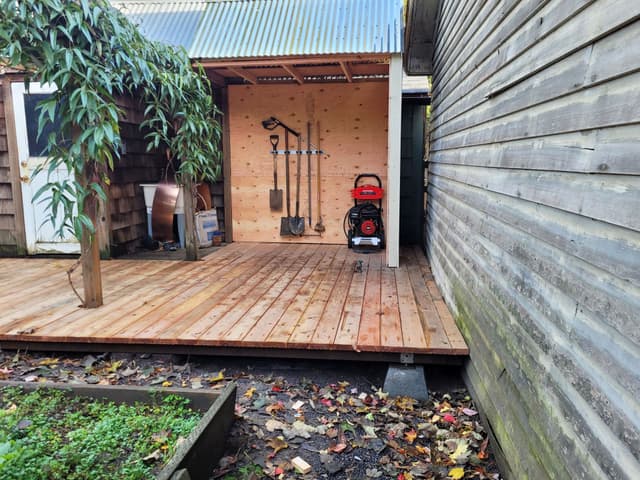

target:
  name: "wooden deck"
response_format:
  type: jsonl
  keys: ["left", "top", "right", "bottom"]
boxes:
{"left": 0, "top": 244, "right": 468, "bottom": 362}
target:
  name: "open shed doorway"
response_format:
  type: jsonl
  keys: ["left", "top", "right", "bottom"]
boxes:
{"left": 399, "top": 84, "right": 428, "bottom": 246}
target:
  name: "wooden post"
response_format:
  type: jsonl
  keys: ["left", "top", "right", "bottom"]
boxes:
{"left": 183, "top": 175, "right": 199, "bottom": 261}
{"left": 386, "top": 53, "right": 403, "bottom": 268}
{"left": 80, "top": 173, "right": 103, "bottom": 308}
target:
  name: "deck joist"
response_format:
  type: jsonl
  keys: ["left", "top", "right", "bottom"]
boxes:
{"left": 0, "top": 243, "right": 468, "bottom": 363}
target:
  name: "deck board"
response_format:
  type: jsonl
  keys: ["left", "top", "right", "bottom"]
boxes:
{"left": 0, "top": 243, "right": 469, "bottom": 358}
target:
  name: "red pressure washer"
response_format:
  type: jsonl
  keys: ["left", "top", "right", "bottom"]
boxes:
{"left": 344, "top": 174, "right": 385, "bottom": 249}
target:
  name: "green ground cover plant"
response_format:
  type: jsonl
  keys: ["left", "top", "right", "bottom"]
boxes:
{"left": 0, "top": 386, "right": 202, "bottom": 480}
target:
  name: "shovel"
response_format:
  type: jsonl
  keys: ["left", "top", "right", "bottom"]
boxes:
{"left": 289, "top": 134, "right": 305, "bottom": 235}
{"left": 269, "top": 134, "right": 282, "bottom": 211}
{"left": 280, "top": 131, "right": 293, "bottom": 235}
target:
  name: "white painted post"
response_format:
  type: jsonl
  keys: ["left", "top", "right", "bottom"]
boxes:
{"left": 386, "top": 53, "right": 402, "bottom": 268}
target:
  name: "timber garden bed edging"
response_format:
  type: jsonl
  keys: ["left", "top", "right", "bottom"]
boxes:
{"left": 0, "top": 380, "right": 236, "bottom": 480}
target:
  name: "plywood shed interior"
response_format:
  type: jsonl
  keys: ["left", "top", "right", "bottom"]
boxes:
{"left": 228, "top": 81, "right": 389, "bottom": 244}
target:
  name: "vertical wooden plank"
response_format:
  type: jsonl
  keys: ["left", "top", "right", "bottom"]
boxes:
{"left": 2, "top": 77, "right": 27, "bottom": 254}
{"left": 395, "top": 266, "right": 428, "bottom": 350}
{"left": 190, "top": 244, "right": 305, "bottom": 341}
{"left": 334, "top": 254, "right": 370, "bottom": 349}
{"left": 220, "top": 87, "right": 233, "bottom": 242}
{"left": 242, "top": 245, "right": 325, "bottom": 346}
{"left": 405, "top": 246, "right": 452, "bottom": 351}
{"left": 356, "top": 253, "right": 382, "bottom": 349}
{"left": 379, "top": 262, "right": 404, "bottom": 349}
{"left": 310, "top": 247, "right": 353, "bottom": 348}
{"left": 289, "top": 246, "right": 348, "bottom": 347}
{"left": 386, "top": 53, "right": 403, "bottom": 267}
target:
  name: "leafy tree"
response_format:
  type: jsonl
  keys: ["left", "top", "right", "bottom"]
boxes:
{"left": 0, "top": 0, "right": 221, "bottom": 306}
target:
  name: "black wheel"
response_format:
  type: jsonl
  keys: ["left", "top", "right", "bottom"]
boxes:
{"left": 348, "top": 231, "right": 353, "bottom": 248}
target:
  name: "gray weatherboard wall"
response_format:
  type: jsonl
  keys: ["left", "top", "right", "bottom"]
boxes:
{"left": 426, "top": 1, "right": 640, "bottom": 479}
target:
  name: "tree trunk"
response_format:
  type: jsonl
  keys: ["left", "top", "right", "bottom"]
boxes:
{"left": 81, "top": 187, "right": 103, "bottom": 307}
{"left": 183, "top": 175, "right": 199, "bottom": 261}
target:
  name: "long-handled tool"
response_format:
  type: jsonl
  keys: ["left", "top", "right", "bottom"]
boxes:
{"left": 280, "top": 130, "right": 292, "bottom": 235}
{"left": 306, "top": 122, "right": 312, "bottom": 226}
{"left": 269, "top": 134, "right": 282, "bottom": 211}
{"left": 314, "top": 120, "right": 325, "bottom": 233}
{"left": 289, "top": 135, "right": 305, "bottom": 235}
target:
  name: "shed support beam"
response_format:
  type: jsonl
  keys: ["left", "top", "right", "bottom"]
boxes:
{"left": 339, "top": 61, "right": 353, "bottom": 82}
{"left": 386, "top": 54, "right": 402, "bottom": 268}
{"left": 227, "top": 67, "right": 258, "bottom": 84}
{"left": 282, "top": 65, "right": 304, "bottom": 84}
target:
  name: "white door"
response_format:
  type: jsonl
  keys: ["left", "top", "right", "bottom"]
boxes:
{"left": 12, "top": 82, "right": 80, "bottom": 254}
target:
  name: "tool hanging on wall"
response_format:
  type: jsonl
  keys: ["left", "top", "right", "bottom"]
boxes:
{"left": 313, "top": 120, "right": 325, "bottom": 233}
{"left": 306, "top": 122, "right": 312, "bottom": 227}
{"left": 269, "top": 134, "right": 282, "bottom": 211}
{"left": 261, "top": 117, "right": 301, "bottom": 236}
{"left": 289, "top": 134, "right": 305, "bottom": 235}
{"left": 281, "top": 130, "right": 292, "bottom": 235}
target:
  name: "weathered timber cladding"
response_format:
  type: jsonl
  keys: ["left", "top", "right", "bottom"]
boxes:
{"left": 0, "top": 78, "right": 18, "bottom": 256}
{"left": 427, "top": 2, "right": 640, "bottom": 479}
{"left": 110, "top": 97, "right": 165, "bottom": 253}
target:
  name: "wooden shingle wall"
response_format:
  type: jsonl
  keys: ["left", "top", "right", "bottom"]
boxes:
{"left": 109, "top": 97, "right": 166, "bottom": 253}
{"left": 426, "top": 1, "right": 640, "bottom": 479}
{"left": 0, "top": 79, "right": 18, "bottom": 256}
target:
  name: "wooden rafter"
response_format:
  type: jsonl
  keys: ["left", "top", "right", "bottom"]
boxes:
{"left": 339, "top": 61, "right": 353, "bottom": 82}
{"left": 281, "top": 64, "right": 304, "bottom": 84}
{"left": 206, "top": 69, "right": 227, "bottom": 87}
{"left": 197, "top": 53, "right": 390, "bottom": 68}
{"left": 227, "top": 66, "right": 258, "bottom": 84}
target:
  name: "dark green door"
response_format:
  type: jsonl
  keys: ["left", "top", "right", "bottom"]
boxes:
{"left": 400, "top": 103, "right": 426, "bottom": 245}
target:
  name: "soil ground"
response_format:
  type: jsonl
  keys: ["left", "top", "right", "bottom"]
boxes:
{"left": 0, "top": 350, "right": 502, "bottom": 480}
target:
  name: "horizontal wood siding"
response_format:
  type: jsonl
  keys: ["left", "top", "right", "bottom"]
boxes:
{"left": 427, "top": 1, "right": 640, "bottom": 479}
{"left": 0, "top": 78, "right": 17, "bottom": 256}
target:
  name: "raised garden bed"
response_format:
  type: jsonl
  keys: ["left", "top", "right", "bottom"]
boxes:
{"left": 0, "top": 381, "right": 236, "bottom": 480}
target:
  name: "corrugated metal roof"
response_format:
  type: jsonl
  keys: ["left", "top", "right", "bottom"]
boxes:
{"left": 111, "top": 0, "right": 403, "bottom": 59}
{"left": 111, "top": 1, "right": 207, "bottom": 49}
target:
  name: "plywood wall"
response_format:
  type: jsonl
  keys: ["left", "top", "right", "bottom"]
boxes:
{"left": 427, "top": 1, "right": 640, "bottom": 478}
{"left": 228, "top": 82, "right": 388, "bottom": 244}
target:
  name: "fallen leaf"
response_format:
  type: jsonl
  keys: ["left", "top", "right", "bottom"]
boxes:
{"left": 244, "top": 387, "right": 257, "bottom": 399}
{"left": 366, "top": 467, "right": 383, "bottom": 478}
{"left": 208, "top": 370, "right": 225, "bottom": 383}
{"left": 106, "top": 360, "right": 122, "bottom": 373}
{"left": 405, "top": 429, "right": 418, "bottom": 444}
{"left": 142, "top": 449, "right": 162, "bottom": 463}
{"left": 283, "top": 420, "right": 317, "bottom": 439}
{"left": 265, "top": 419, "right": 286, "bottom": 432}
{"left": 267, "top": 436, "right": 288, "bottom": 458}
{"left": 396, "top": 397, "right": 415, "bottom": 411}
{"left": 443, "top": 414, "right": 457, "bottom": 424}
{"left": 462, "top": 408, "right": 478, "bottom": 416}
{"left": 449, "top": 439, "right": 470, "bottom": 464}
{"left": 448, "top": 467, "right": 465, "bottom": 479}
{"left": 266, "top": 401, "right": 285, "bottom": 415}
{"left": 478, "top": 436, "right": 489, "bottom": 460}
{"left": 38, "top": 357, "right": 59, "bottom": 366}
{"left": 329, "top": 442, "right": 347, "bottom": 453}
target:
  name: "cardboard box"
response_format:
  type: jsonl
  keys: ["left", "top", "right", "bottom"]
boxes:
{"left": 195, "top": 209, "right": 219, "bottom": 247}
